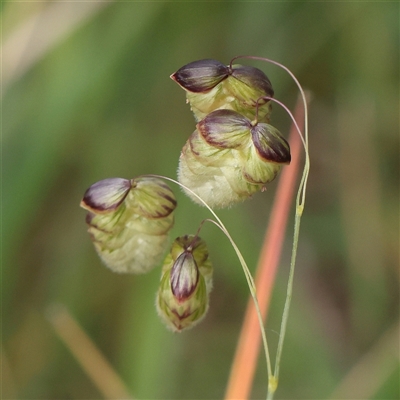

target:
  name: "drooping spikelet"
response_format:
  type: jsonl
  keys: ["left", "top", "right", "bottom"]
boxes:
{"left": 171, "top": 59, "right": 274, "bottom": 122}
{"left": 178, "top": 109, "right": 291, "bottom": 208}
{"left": 80, "top": 176, "right": 177, "bottom": 273}
{"left": 156, "top": 235, "right": 213, "bottom": 332}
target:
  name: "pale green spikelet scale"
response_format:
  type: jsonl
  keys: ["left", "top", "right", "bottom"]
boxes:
{"left": 156, "top": 235, "right": 213, "bottom": 332}
{"left": 80, "top": 177, "right": 177, "bottom": 274}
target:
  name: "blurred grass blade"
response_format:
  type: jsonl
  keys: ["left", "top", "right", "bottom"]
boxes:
{"left": 2, "top": 1, "right": 111, "bottom": 94}
{"left": 330, "top": 322, "right": 400, "bottom": 400}
{"left": 47, "top": 304, "right": 133, "bottom": 399}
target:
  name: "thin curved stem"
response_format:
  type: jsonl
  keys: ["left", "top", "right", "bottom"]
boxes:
{"left": 226, "top": 56, "right": 310, "bottom": 400}
{"left": 231, "top": 56, "right": 310, "bottom": 209}
{"left": 224, "top": 96, "right": 305, "bottom": 400}
{"left": 233, "top": 55, "right": 311, "bottom": 188}
{"left": 230, "top": 55, "right": 309, "bottom": 143}
{"left": 258, "top": 96, "right": 306, "bottom": 150}
{"left": 273, "top": 212, "right": 301, "bottom": 382}
{"left": 146, "top": 174, "right": 273, "bottom": 378}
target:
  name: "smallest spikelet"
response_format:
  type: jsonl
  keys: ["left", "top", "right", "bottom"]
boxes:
{"left": 156, "top": 235, "right": 213, "bottom": 332}
{"left": 80, "top": 176, "right": 177, "bottom": 274}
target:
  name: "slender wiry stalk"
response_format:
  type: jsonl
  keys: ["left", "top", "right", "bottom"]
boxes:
{"left": 226, "top": 56, "right": 310, "bottom": 400}
{"left": 224, "top": 96, "right": 305, "bottom": 400}
{"left": 271, "top": 100, "right": 310, "bottom": 400}
{"left": 147, "top": 174, "right": 273, "bottom": 377}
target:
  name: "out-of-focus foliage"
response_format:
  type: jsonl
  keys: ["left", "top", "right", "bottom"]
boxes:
{"left": 3, "top": 2, "right": 399, "bottom": 399}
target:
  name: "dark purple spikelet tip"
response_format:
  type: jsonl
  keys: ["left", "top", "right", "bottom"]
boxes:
{"left": 171, "top": 59, "right": 229, "bottom": 93}
{"left": 80, "top": 177, "right": 131, "bottom": 213}
{"left": 251, "top": 124, "right": 291, "bottom": 164}
{"left": 171, "top": 251, "right": 199, "bottom": 301}
{"left": 231, "top": 65, "right": 274, "bottom": 98}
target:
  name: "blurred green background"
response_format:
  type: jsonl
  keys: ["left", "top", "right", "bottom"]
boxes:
{"left": 3, "top": 1, "right": 399, "bottom": 399}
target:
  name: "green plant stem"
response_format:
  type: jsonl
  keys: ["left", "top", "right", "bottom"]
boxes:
{"left": 273, "top": 209, "right": 302, "bottom": 382}
{"left": 267, "top": 138, "right": 309, "bottom": 399}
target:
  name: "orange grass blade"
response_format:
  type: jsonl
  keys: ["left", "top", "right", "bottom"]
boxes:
{"left": 224, "top": 96, "right": 305, "bottom": 399}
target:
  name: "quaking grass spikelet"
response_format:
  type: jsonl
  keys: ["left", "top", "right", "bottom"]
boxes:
{"left": 156, "top": 235, "right": 213, "bottom": 332}
{"left": 80, "top": 176, "right": 177, "bottom": 274}
{"left": 178, "top": 109, "right": 290, "bottom": 208}
{"left": 171, "top": 59, "right": 274, "bottom": 122}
